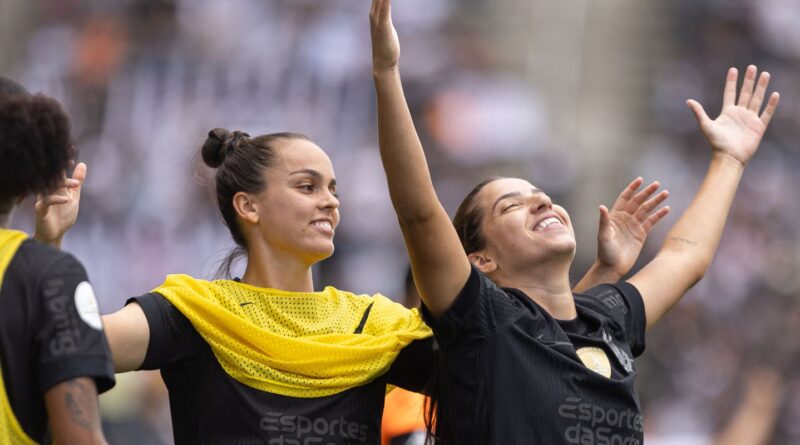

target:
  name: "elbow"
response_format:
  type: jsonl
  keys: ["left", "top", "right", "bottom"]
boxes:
{"left": 657, "top": 249, "right": 713, "bottom": 288}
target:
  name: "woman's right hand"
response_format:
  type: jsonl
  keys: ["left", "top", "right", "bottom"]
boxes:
{"left": 370, "top": 0, "right": 400, "bottom": 73}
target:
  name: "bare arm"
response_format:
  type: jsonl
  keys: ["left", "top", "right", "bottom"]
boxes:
{"left": 44, "top": 377, "right": 107, "bottom": 445}
{"left": 371, "top": 0, "right": 471, "bottom": 318}
{"left": 629, "top": 65, "right": 780, "bottom": 329}
{"left": 574, "top": 177, "right": 669, "bottom": 293}
{"left": 102, "top": 303, "right": 150, "bottom": 372}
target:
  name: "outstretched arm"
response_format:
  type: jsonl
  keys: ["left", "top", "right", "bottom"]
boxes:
{"left": 574, "top": 177, "right": 670, "bottom": 292}
{"left": 629, "top": 65, "right": 779, "bottom": 329}
{"left": 371, "top": 0, "right": 471, "bottom": 318}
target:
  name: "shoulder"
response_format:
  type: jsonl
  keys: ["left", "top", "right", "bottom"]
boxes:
{"left": 575, "top": 282, "right": 643, "bottom": 315}
{"left": 10, "top": 239, "right": 83, "bottom": 278}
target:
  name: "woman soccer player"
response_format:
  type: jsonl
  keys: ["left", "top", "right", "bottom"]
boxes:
{"left": 369, "top": 0, "right": 780, "bottom": 443}
{"left": 0, "top": 79, "right": 114, "bottom": 444}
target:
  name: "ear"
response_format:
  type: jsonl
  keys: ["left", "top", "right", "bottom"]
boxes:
{"left": 232, "top": 191, "right": 260, "bottom": 224}
{"left": 468, "top": 251, "right": 497, "bottom": 274}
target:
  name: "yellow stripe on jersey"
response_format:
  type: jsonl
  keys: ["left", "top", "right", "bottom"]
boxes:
{"left": 153, "top": 275, "right": 432, "bottom": 398}
{"left": 0, "top": 229, "right": 37, "bottom": 445}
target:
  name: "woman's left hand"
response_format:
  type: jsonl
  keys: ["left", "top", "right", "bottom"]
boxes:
{"left": 687, "top": 65, "right": 780, "bottom": 167}
{"left": 596, "top": 177, "right": 670, "bottom": 277}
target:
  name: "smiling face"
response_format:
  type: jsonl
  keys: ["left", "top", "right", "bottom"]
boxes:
{"left": 470, "top": 178, "right": 576, "bottom": 273}
{"left": 250, "top": 138, "right": 340, "bottom": 265}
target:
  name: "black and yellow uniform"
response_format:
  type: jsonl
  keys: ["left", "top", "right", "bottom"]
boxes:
{"left": 422, "top": 266, "right": 646, "bottom": 444}
{"left": 0, "top": 229, "right": 115, "bottom": 444}
{"left": 128, "top": 275, "right": 433, "bottom": 445}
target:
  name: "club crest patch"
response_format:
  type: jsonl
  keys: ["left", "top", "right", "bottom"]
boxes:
{"left": 576, "top": 346, "right": 612, "bottom": 378}
{"left": 75, "top": 281, "right": 103, "bottom": 330}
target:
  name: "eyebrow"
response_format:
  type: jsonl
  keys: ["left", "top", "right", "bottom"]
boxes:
{"left": 289, "top": 169, "right": 336, "bottom": 186}
{"left": 492, "top": 188, "right": 542, "bottom": 212}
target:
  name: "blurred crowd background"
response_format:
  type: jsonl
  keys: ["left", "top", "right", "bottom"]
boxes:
{"left": 1, "top": 0, "right": 799, "bottom": 443}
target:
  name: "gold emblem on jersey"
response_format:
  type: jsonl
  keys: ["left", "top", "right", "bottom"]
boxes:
{"left": 576, "top": 347, "right": 612, "bottom": 378}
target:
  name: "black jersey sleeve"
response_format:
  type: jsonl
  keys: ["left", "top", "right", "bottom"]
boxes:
{"left": 125, "top": 292, "right": 203, "bottom": 370}
{"left": 420, "top": 266, "right": 522, "bottom": 350}
{"left": 578, "top": 282, "right": 646, "bottom": 357}
{"left": 384, "top": 337, "right": 434, "bottom": 392}
{"left": 35, "top": 254, "right": 115, "bottom": 394}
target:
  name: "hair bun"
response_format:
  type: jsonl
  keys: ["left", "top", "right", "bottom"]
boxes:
{"left": 201, "top": 128, "right": 232, "bottom": 168}
{"left": 201, "top": 128, "right": 251, "bottom": 168}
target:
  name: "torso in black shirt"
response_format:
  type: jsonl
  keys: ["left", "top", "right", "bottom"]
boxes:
{"left": 422, "top": 267, "right": 647, "bottom": 445}
{"left": 129, "top": 292, "right": 433, "bottom": 445}
{"left": 0, "top": 239, "right": 115, "bottom": 443}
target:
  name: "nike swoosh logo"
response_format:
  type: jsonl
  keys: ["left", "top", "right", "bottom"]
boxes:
{"left": 239, "top": 302, "right": 254, "bottom": 307}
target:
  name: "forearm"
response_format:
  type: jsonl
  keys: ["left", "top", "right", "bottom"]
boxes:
{"left": 573, "top": 261, "right": 621, "bottom": 293}
{"left": 45, "top": 378, "right": 108, "bottom": 445}
{"left": 657, "top": 153, "right": 744, "bottom": 278}
{"left": 373, "top": 68, "right": 441, "bottom": 223}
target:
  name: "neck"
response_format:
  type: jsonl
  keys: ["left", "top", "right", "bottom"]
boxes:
{"left": 0, "top": 212, "right": 10, "bottom": 229}
{"left": 241, "top": 244, "right": 316, "bottom": 293}
{"left": 491, "top": 257, "right": 576, "bottom": 320}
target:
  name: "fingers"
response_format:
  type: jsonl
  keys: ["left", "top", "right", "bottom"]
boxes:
{"left": 722, "top": 67, "right": 738, "bottom": 107}
{"left": 635, "top": 190, "right": 669, "bottom": 221}
{"left": 35, "top": 194, "right": 70, "bottom": 212}
{"left": 686, "top": 99, "right": 711, "bottom": 128}
{"left": 598, "top": 205, "right": 611, "bottom": 234}
{"left": 71, "top": 162, "right": 87, "bottom": 184}
{"left": 760, "top": 92, "right": 780, "bottom": 127}
{"left": 370, "top": 0, "right": 390, "bottom": 23}
{"left": 611, "top": 177, "right": 643, "bottom": 210}
{"left": 748, "top": 71, "right": 771, "bottom": 113}
{"left": 642, "top": 206, "right": 670, "bottom": 233}
{"left": 737, "top": 65, "right": 757, "bottom": 108}
{"left": 628, "top": 181, "right": 662, "bottom": 209}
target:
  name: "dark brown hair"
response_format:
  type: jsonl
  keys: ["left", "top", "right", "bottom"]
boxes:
{"left": 0, "top": 95, "right": 72, "bottom": 213}
{"left": 201, "top": 128, "right": 310, "bottom": 276}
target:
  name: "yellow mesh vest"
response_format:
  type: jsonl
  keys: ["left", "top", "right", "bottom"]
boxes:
{"left": 153, "top": 275, "right": 433, "bottom": 398}
{"left": 0, "top": 229, "right": 38, "bottom": 445}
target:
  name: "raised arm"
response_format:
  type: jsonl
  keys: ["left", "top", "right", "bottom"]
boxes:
{"left": 574, "top": 177, "right": 670, "bottom": 292}
{"left": 629, "top": 65, "right": 779, "bottom": 329}
{"left": 370, "top": 0, "right": 470, "bottom": 318}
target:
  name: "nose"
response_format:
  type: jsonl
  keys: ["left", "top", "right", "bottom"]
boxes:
{"left": 321, "top": 189, "right": 339, "bottom": 210}
{"left": 528, "top": 193, "right": 552, "bottom": 214}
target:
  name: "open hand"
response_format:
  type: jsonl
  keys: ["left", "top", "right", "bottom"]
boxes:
{"left": 687, "top": 65, "right": 780, "bottom": 167}
{"left": 596, "top": 178, "right": 670, "bottom": 277}
{"left": 370, "top": 0, "right": 400, "bottom": 72}
{"left": 34, "top": 162, "right": 86, "bottom": 247}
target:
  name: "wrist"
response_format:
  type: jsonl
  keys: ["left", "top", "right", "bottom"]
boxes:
{"left": 710, "top": 150, "right": 748, "bottom": 170}
{"left": 33, "top": 231, "right": 62, "bottom": 249}
{"left": 589, "top": 260, "right": 623, "bottom": 282}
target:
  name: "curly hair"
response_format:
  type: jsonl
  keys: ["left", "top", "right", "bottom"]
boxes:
{"left": 0, "top": 95, "right": 73, "bottom": 212}
{"left": 0, "top": 75, "right": 30, "bottom": 98}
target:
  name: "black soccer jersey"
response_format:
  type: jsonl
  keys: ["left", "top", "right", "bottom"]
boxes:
{"left": 422, "top": 266, "right": 646, "bottom": 445}
{"left": 0, "top": 240, "right": 115, "bottom": 442}
{"left": 129, "top": 292, "right": 433, "bottom": 445}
